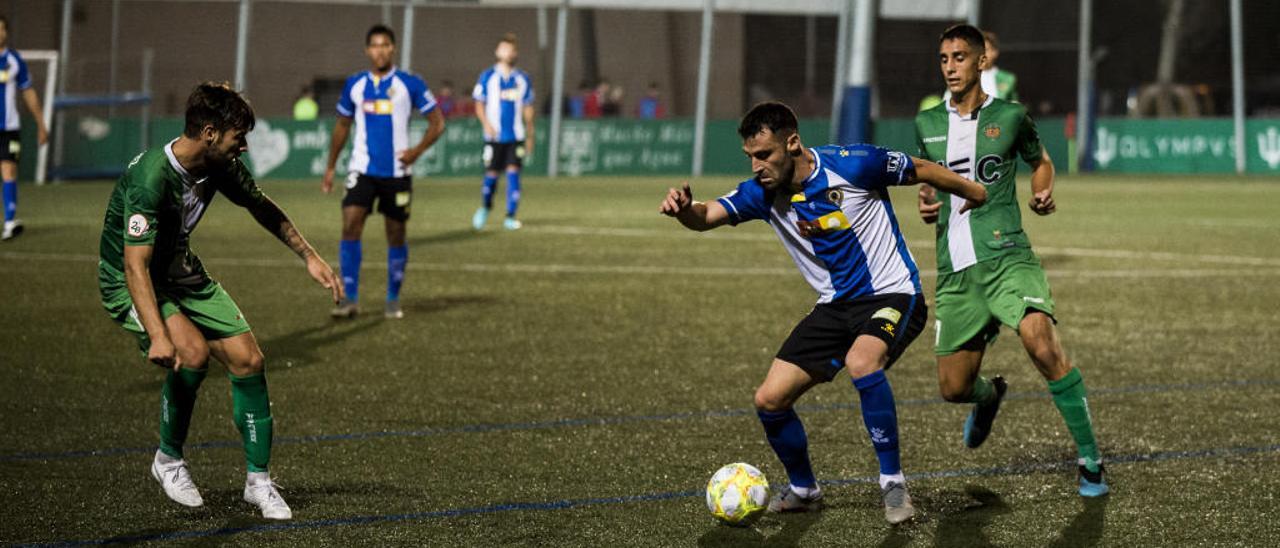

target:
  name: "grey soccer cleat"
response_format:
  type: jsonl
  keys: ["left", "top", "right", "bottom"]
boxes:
{"left": 330, "top": 298, "right": 359, "bottom": 319}
{"left": 881, "top": 482, "right": 915, "bottom": 524}
{"left": 767, "top": 485, "right": 824, "bottom": 513}
{"left": 384, "top": 300, "right": 404, "bottom": 319}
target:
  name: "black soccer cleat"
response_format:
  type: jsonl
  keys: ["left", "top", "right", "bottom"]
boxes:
{"left": 963, "top": 376, "right": 1008, "bottom": 449}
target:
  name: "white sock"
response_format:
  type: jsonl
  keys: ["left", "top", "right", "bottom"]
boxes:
{"left": 154, "top": 450, "right": 182, "bottom": 465}
{"left": 790, "top": 484, "right": 821, "bottom": 498}
{"left": 247, "top": 471, "right": 271, "bottom": 485}
{"left": 879, "top": 473, "right": 906, "bottom": 490}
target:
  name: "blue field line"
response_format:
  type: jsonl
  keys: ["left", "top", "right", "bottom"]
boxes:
{"left": 18, "top": 442, "right": 1280, "bottom": 547}
{"left": 3, "top": 378, "right": 1276, "bottom": 464}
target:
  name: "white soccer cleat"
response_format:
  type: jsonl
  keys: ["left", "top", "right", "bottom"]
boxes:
{"left": 244, "top": 475, "right": 293, "bottom": 520}
{"left": 1, "top": 219, "right": 24, "bottom": 241}
{"left": 150, "top": 451, "right": 204, "bottom": 508}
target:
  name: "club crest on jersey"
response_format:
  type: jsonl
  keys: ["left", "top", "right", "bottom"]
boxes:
{"left": 127, "top": 214, "right": 150, "bottom": 238}
{"left": 983, "top": 123, "right": 1002, "bottom": 140}
{"left": 826, "top": 189, "right": 843, "bottom": 205}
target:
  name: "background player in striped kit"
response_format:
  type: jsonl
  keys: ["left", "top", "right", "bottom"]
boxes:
{"left": 322, "top": 24, "right": 446, "bottom": 319}
{"left": 661, "top": 102, "right": 986, "bottom": 524}
{"left": 0, "top": 15, "right": 50, "bottom": 241}
{"left": 915, "top": 24, "right": 1108, "bottom": 497}
{"left": 471, "top": 34, "right": 535, "bottom": 231}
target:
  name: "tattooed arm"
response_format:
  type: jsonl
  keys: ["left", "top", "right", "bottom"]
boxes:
{"left": 247, "top": 197, "right": 344, "bottom": 303}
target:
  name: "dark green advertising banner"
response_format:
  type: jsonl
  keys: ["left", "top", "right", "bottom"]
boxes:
{"left": 24, "top": 115, "right": 1276, "bottom": 180}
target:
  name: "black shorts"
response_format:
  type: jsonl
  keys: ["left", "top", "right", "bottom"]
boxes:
{"left": 0, "top": 130, "right": 20, "bottom": 163}
{"left": 776, "top": 293, "right": 928, "bottom": 382}
{"left": 483, "top": 141, "right": 524, "bottom": 171}
{"left": 342, "top": 173, "right": 412, "bottom": 221}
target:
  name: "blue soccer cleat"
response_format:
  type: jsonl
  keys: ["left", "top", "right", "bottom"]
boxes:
{"left": 1078, "top": 462, "right": 1110, "bottom": 497}
{"left": 472, "top": 207, "right": 490, "bottom": 231}
{"left": 963, "top": 376, "right": 1007, "bottom": 448}
{"left": 503, "top": 217, "right": 523, "bottom": 231}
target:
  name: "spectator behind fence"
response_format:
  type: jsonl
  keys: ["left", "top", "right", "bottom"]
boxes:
{"left": 637, "top": 82, "right": 665, "bottom": 119}
{"left": 293, "top": 85, "right": 318, "bottom": 121}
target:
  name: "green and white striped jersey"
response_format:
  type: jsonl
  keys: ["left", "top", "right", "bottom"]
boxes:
{"left": 914, "top": 96, "right": 1043, "bottom": 274}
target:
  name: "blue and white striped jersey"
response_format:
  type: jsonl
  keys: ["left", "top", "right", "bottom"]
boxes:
{"left": 336, "top": 68, "right": 437, "bottom": 178}
{"left": 717, "top": 144, "right": 921, "bottom": 303}
{"left": 471, "top": 65, "right": 533, "bottom": 143}
{"left": 1, "top": 49, "right": 32, "bottom": 131}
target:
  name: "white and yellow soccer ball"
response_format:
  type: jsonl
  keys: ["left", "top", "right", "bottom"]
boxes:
{"left": 705, "top": 463, "right": 770, "bottom": 525}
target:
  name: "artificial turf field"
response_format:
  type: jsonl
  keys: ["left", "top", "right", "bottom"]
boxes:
{"left": 1, "top": 174, "right": 1279, "bottom": 547}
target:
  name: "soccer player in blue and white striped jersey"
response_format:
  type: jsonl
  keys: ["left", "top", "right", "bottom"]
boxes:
{"left": 471, "top": 34, "right": 534, "bottom": 231}
{"left": 322, "top": 24, "right": 445, "bottom": 319}
{"left": 0, "top": 15, "right": 50, "bottom": 241}
{"left": 660, "top": 102, "right": 986, "bottom": 524}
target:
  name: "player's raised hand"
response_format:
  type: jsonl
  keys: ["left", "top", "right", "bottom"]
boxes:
{"left": 148, "top": 335, "right": 181, "bottom": 371}
{"left": 321, "top": 167, "right": 336, "bottom": 194}
{"left": 918, "top": 186, "right": 941, "bottom": 224}
{"left": 1029, "top": 189, "right": 1056, "bottom": 215}
{"left": 659, "top": 182, "right": 693, "bottom": 217}
{"left": 306, "top": 254, "right": 345, "bottom": 304}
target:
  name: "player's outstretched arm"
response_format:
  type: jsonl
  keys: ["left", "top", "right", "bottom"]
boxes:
{"left": 246, "top": 198, "right": 344, "bottom": 304}
{"left": 911, "top": 158, "right": 987, "bottom": 214}
{"left": 400, "top": 108, "right": 446, "bottom": 167}
{"left": 1027, "top": 149, "right": 1057, "bottom": 215}
{"left": 659, "top": 182, "right": 730, "bottom": 232}
{"left": 123, "top": 244, "right": 180, "bottom": 370}
{"left": 321, "top": 116, "right": 353, "bottom": 194}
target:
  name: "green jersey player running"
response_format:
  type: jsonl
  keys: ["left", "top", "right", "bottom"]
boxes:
{"left": 98, "top": 83, "right": 343, "bottom": 519}
{"left": 914, "top": 25, "right": 1108, "bottom": 497}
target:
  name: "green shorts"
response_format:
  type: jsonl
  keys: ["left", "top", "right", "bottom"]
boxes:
{"left": 934, "top": 248, "right": 1055, "bottom": 355}
{"left": 101, "top": 278, "right": 251, "bottom": 353}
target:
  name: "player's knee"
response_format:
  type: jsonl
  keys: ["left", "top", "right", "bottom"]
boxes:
{"left": 230, "top": 350, "right": 265, "bottom": 375}
{"left": 753, "top": 388, "right": 791, "bottom": 413}
{"left": 844, "top": 357, "right": 881, "bottom": 380}
{"left": 938, "top": 379, "right": 971, "bottom": 403}
{"left": 177, "top": 343, "right": 210, "bottom": 370}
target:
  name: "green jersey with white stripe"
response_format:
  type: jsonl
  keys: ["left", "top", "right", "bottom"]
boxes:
{"left": 98, "top": 141, "right": 266, "bottom": 289}
{"left": 914, "top": 96, "right": 1043, "bottom": 274}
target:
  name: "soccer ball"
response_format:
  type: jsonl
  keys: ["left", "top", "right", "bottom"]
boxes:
{"left": 705, "top": 463, "right": 770, "bottom": 525}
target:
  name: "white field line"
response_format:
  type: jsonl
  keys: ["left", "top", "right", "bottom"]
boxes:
{"left": 5, "top": 251, "right": 1280, "bottom": 279}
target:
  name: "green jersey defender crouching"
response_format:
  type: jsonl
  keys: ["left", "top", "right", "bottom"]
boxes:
{"left": 915, "top": 24, "right": 1108, "bottom": 497}
{"left": 98, "top": 82, "right": 343, "bottom": 520}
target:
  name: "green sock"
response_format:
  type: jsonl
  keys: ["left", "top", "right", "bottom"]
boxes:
{"left": 1047, "top": 367, "right": 1101, "bottom": 470}
{"left": 230, "top": 372, "right": 273, "bottom": 473}
{"left": 159, "top": 367, "right": 207, "bottom": 459}
{"left": 969, "top": 376, "right": 996, "bottom": 405}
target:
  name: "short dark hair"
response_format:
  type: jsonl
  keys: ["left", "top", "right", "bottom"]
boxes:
{"left": 737, "top": 101, "right": 798, "bottom": 141}
{"left": 367, "top": 24, "right": 396, "bottom": 45}
{"left": 183, "top": 82, "right": 255, "bottom": 138}
{"left": 0, "top": 15, "right": 9, "bottom": 32}
{"left": 498, "top": 33, "right": 518, "bottom": 47}
{"left": 940, "top": 24, "right": 986, "bottom": 53}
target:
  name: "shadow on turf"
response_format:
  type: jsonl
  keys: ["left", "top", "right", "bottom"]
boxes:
{"left": 1048, "top": 496, "right": 1108, "bottom": 548}
{"left": 696, "top": 511, "right": 823, "bottom": 547}
{"left": 409, "top": 228, "right": 494, "bottom": 246}
{"left": 931, "top": 485, "right": 1012, "bottom": 548}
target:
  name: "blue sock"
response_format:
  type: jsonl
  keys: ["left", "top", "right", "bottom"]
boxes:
{"left": 852, "top": 370, "right": 902, "bottom": 475}
{"left": 757, "top": 409, "right": 817, "bottom": 489}
{"left": 339, "top": 239, "right": 362, "bottom": 303}
{"left": 481, "top": 174, "right": 497, "bottom": 209}
{"left": 505, "top": 171, "right": 521, "bottom": 218}
{"left": 2, "top": 180, "right": 15, "bottom": 222}
{"left": 387, "top": 245, "right": 407, "bottom": 302}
